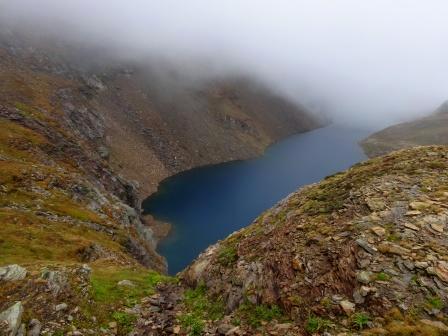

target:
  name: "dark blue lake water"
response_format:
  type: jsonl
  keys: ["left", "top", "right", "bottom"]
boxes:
{"left": 142, "top": 125, "right": 371, "bottom": 274}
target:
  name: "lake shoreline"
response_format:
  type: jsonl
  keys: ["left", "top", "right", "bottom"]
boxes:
{"left": 144, "top": 125, "right": 373, "bottom": 274}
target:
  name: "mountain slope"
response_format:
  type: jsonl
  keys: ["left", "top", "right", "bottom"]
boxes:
{"left": 0, "top": 28, "right": 320, "bottom": 197}
{"left": 0, "top": 29, "right": 321, "bottom": 335}
{"left": 180, "top": 145, "right": 448, "bottom": 335}
{"left": 361, "top": 102, "right": 448, "bottom": 158}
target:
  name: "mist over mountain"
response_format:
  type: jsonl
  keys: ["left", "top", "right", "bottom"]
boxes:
{"left": 2, "top": 0, "right": 448, "bottom": 127}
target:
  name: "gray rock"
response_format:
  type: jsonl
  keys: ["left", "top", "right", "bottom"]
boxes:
{"left": 366, "top": 198, "right": 386, "bottom": 211}
{"left": 97, "top": 146, "right": 110, "bottom": 160}
{"left": 80, "top": 264, "right": 91, "bottom": 276}
{"left": 27, "top": 319, "right": 41, "bottom": 336}
{"left": 0, "top": 302, "right": 24, "bottom": 336}
{"left": 353, "top": 290, "right": 365, "bottom": 304}
{"left": 356, "top": 239, "right": 377, "bottom": 254}
{"left": 16, "top": 324, "right": 25, "bottom": 336}
{"left": 55, "top": 303, "right": 68, "bottom": 312}
{"left": 147, "top": 306, "right": 161, "bottom": 313}
{"left": 41, "top": 268, "right": 68, "bottom": 295}
{"left": 340, "top": 300, "right": 356, "bottom": 315}
{"left": 0, "top": 265, "right": 27, "bottom": 281}
{"left": 217, "top": 323, "right": 234, "bottom": 335}
{"left": 356, "top": 271, "right": 372, "bottom": 284}
{"left": 117, "top": 280, "right": 135, "bottom": 287}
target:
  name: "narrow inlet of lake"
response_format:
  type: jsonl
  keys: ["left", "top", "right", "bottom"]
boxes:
{"left": 143, "top": 125, "right": 371, "bottom": 274}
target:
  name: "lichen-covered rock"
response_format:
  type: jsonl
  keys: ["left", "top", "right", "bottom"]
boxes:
{"left": 0, "top": 265, "right": 27, "bottom": 282}
{"left": 0, "top": 302, "right": 23, "bottom": 336}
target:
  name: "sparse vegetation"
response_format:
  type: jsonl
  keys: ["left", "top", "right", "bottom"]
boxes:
{"left": 179, "top": 284, "right": 225, "bottom": 335}
{"left": 91, "top": 266, "right": 173, "bottom": 306}
{"left": 217, "top": 241, "right": 238, "bottom": 266}
{"left": 352, "top": 312, "right": 370, "bottom": 330}
{"left": 376, "top": 272, "right": 391, "bottom": 281}
{"left": 111, "top": 311, "right": 137, "bottom": 334}
{"left": 426, "top": 296, "right": 444, "bottom": 310}
{"left": 305, "top": 316, "right": 332, "bottom": 333}
{"left": 236, "top": 302, "right": 284, "bottom": 327}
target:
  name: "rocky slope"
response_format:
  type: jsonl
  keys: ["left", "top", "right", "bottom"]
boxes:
{"left": 361, "top": 102, "right": 448, "bottom": 158}
{"left": 180, "top": 145, "right": 448, "bottom": 335}
{"left": 3, "top": 144, "right": 448, "bottom": 335}
{"left": 0, "top": 28, "right": 320, "bottom": 335}
{"left": 0, "top": 28, "right": 320, "bottom": 197}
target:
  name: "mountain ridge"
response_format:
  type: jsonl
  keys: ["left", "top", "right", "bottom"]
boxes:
{"left": 361, "top": 101, "right": 448, "bottom": 158}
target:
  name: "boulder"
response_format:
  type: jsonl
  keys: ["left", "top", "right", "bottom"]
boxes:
{"left": 117, "top": 280, "right": 135, "bottom": 287}
{"left": 0, "top": 265, "right": 27, "bottom": 281}
{"left": 0, "top": 302, "right": 24, "bottom": 336}
{"left": 27, "top": 319, "right": 41, "bottom": 336}
{"left": 340, "top": 300, "right": 355, "bottom": 315}
{"left": 41, "top": 268, "right": 68, "bottom": 295}
{"left": 55, "top": 303, "right": 68, "bottom": 312}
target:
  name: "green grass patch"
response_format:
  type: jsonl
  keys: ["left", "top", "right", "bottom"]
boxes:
{"left": 91, "top": 266, "right": 173, "bottom": 306}
{"left": 236, "top": 302, "right": 284, "bottom": 328}
{"left": 111, "top": 311, "right": 137, "bottom": 334}
{"left": 179, "top": 284, "right": 225, "bottom": 335}
{"left": 218, "top": 244, "right": 238, "bottom": 266}
{"left": 376, "top": 272, "right": 391, "bottom": 281}
{"left": 45, "top": 198, "right": 104, "bottom": 223}
{"left": 426, "top": 296, "right": 444, "bottom": 310}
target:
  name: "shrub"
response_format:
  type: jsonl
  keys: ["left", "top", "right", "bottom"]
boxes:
{"left": 218, "top": 244, "right": 238, "bottom": 266}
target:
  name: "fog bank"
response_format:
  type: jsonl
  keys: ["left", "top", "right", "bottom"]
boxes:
{"left": 1, "top": 0, "right": 448, "bottom": 126}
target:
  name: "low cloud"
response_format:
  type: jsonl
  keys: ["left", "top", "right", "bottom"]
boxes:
{"left": 2, "top": 0, "right": 448, "bottom": 126}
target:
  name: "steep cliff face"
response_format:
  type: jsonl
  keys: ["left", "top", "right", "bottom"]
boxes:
{"left": 361, "top": 102, "right": 448, "bottom": 158}
{"left": 180, "top": 146, "right": 448, "bottom": 335}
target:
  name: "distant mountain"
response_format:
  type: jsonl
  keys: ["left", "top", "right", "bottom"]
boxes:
{"left": 361, "top": 101, "right": 448, "bottom": 157}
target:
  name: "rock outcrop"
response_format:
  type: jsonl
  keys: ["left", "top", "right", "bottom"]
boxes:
{"left": 181, "top": 146, "right": 448, "bottom": 334}
{"left": 0, "top": 265, "right": 27, "bottom": 282}
{"left": 0, "top": 302, "right": 23, "bottom": 336}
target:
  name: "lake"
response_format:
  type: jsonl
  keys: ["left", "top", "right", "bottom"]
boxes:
{"left": 142, "top": 125, "right": 371, "bottom": 274}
